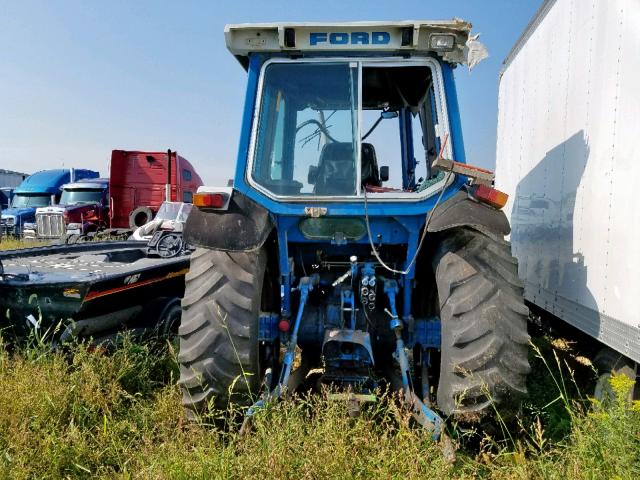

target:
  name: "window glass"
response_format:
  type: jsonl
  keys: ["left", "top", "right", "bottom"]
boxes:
{"left": 11, "top": 194, "right": 51, "bottom": 208}
{"left": 156, "top": 202, "right": 181, "bottom": 220}
{"left": 252, "top": 62, "right": 359, "bottom": 196}
{"left": 60, "top": 189, "right": 103, "bottom": 205}
{"left": 360, "top": 65, "right": 439, "bottom": 193}
{"left": 177, "top": 203, "right": 193, "bottom": 222}
{"left": 182, "top": 169, "right": 192, "bottom": 181}
{"left": 183, "top": 191, "right": 193, "bottom": 203}
{"left": 361, "top": 109, "right": 401, "bottom": 189}
{"left": 251, "top": 61, "right": 445, "bottom": 198}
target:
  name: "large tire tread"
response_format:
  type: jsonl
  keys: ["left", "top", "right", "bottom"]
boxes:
{"left": 178, "top": 247, "right": 265, "bottom": 414}
{"left": 433, "top": 228, "right": 530, "bottom": 420}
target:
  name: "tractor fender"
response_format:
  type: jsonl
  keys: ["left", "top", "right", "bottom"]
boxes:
{"left": 426, "top": 191, "right": 510, "bottom": 236}
{"left": 183, "top": 190, "right": 274, "bottom": 252}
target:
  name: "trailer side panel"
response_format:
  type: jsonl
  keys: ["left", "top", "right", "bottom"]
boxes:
{"left": 496, "top": 0, "right": 640, "bottom": 363}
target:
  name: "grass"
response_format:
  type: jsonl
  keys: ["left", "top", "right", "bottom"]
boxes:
{"left": 0, "top": 336, "right": 637, "bottom": 479}
{"left": 0, "top": 238, "right": 49, "bottom": 251}
{"left": 1, "top": 238, "right": 638, "bottom": 477}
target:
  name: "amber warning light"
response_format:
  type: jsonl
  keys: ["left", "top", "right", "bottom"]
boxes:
{"left": 470, "top": 184, "right": 509, "bottom": 209}
{"left": 193, "top": 192, "right": 227, "bottom": 209}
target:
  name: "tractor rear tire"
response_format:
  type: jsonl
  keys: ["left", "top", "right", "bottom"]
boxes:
{"left": 433, "top": 228, "right": 530, "bottom": 421}
{"left": 178, "top": 247, "right": 266, "bottom": 416}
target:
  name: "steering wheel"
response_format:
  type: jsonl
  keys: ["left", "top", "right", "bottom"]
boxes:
{"left": 295, "top": 119, "right": 339, "bottom": 143}
{"left": 156, "top": 233, "right": 184, "bottom": 258}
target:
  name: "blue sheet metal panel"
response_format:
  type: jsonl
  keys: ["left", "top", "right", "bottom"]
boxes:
{"left": 441, "top": 62, "right": 467, "bottom": 166}
{"left": 399, "top": 108, "right": 410, "bottom": 189}
{"left": 428, "top": 86, "right": 441, "bottom": 155}
{"left": 408, "top": 317, "right": 441, "bottom": 348}
{"left": 401, "top": 233, "right": 419, "bottom": 318}
{"left": 276, "top": 225, "right": 292, "bottom": 317}
{"left": 286, "top": 217, "right": 412, "bottom": 245}
{"left": 279, "top": 213, "right": 428, "bottom": 246}
{"left": 234, "top": 54, "right": 263, "bottom": 197}
{"left": 258, "top": 313, "right": 280, "bottom": 342}
{"left": 399, "top": 108, "right": 416, "bottom": 190}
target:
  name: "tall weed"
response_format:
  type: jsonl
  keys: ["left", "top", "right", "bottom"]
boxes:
{"left": 0, "top": 336, "right": 637, "bottom": 479}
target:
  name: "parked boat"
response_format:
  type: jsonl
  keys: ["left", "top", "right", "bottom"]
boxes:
{"left": 0, "top": 240, "right": 188, "bottom": 343}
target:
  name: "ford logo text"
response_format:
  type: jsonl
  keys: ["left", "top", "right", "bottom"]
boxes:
{"left": 309, "top": 31, "right": 391, "bottom": 46}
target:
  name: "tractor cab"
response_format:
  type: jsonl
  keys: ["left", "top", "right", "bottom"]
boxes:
{"left": 225, "top": 21, "right": 487, "bottom": 204}
{"left": 180, "top": 21, "right": 529, "bottom": 438}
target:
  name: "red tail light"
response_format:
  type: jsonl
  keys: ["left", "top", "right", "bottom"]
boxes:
{"left": 193, "top": 192, "right": 226, "bottom": 208}
{"left": 470, "top": 184, "right": 509, "bottom": 209}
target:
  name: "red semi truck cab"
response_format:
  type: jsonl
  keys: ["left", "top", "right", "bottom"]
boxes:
{"left": 109, "top": 150, "right": 203, "bottom": 229}
{"left": 29, "top": 178, "right": 110, "bottom": 239}
{"left": 62, "top": 178, "right": 110, "bottom": 236}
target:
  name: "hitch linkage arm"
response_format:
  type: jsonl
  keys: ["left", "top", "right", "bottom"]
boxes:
{"left": 384, "top": 279, "right": 443, "bottom": 440}
{"left": 244, "top": 274, "right": 319, "bottom": 425}
{"left": 277, "top": 274, "right": 318, "bottom": 390}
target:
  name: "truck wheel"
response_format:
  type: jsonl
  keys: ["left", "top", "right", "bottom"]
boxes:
{"left": 593, "top": 348, "right": 638, "bottom": 403}
{"left": 178, "top": 247, "right": 266, "bottom": 415}
{"left": 433, "top": 228, "right": 530, "bottom": 420}
{"left": 129, "top": 206, "right": 153, "bottom": 229}
{"left": 65, "top": 234, "right": 79, "bottom": 245}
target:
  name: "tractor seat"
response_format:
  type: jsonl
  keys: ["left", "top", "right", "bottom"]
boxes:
{"left": 361, "top": 142, "right": 381, "bottom": 187}
{"left": 312, "top": 142, "right": 382, "bottom": 195}
{"left": 313, "top": 142, "right": 356, "bottom": 195}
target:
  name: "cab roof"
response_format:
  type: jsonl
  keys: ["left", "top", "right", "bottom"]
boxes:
{"left": 224, "top": 19, "right": 486, "bottom": 69}
{"left": 15, "top": 169, "right": 99, "bottom": 194}
{"left": 62, "top": 178, "right": 109, "bottom": 191}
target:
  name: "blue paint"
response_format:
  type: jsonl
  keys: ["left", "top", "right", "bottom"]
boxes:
{"left": 361, "top": 262, "right": 376, "bottom": 279}
{"left": 258, "top": 313, "right": 280, "bottom": 342}
{"left": 399, "top": 108, "right": 416, "bottom": 190}
{"left": 233, "top": 54, "right": 263, "bottom": 197}
{"left": 383, "top": 279, "right": 401, "bottom": 329}
{"left": 277, "top": 275, "right": 318, "bottom": 389}
{"left": 409, "top": 317, "right": 441, "bottom": 349}
{"left": 276, "top": 220, "right": 292, "bottom": 317}
{"left": 309, "top": 31, "right": 391, "bottom": 46}
{"left": 351, "top": 32, "right": 369, "bottom": 45}
{"left": 341, "top": 288, "right": 355, "bottom": 329}
{"left": 329, "top": 32, "right": 349, "bottom": 45}
{"left": 372, "top": 32, "right": 391, "bottom": 44}
{"left": 441, "top": 62, "right": 467, "bottom": 165}
{"left": 309, "top": 32, "right": 327, "bottom": 45}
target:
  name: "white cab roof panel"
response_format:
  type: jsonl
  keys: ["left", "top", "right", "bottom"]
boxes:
{"left": 224, "top": 20, "right": 485, "bottom": 67}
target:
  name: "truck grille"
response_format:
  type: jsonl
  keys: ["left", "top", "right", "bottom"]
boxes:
{"left": 37, "top": 213, "right": 65, "bottom": 238}
{"left": 1, "top": 218, "right": 15, "bottom": 236}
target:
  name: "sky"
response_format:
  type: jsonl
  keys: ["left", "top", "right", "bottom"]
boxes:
{"left": 0, "top": 0, "right": 542, "bottom": 185}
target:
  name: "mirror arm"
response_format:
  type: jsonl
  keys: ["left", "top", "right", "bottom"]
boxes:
{"left": 362, "top": 116, "right": 383, "bottom": 141}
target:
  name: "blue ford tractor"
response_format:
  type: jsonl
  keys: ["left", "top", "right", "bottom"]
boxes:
{"left": 179, "top": 20, "right": 530, "bottom": 435}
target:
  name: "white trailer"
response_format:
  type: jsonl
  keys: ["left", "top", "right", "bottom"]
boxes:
{"left": 0, "top": 169, "right": 28, "bottom": 189}
{"left": 495, "top": 0, "right": 640, "bottom": 373}
{"left": 0, "top": 169, "right": 28, "bottom": 212}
